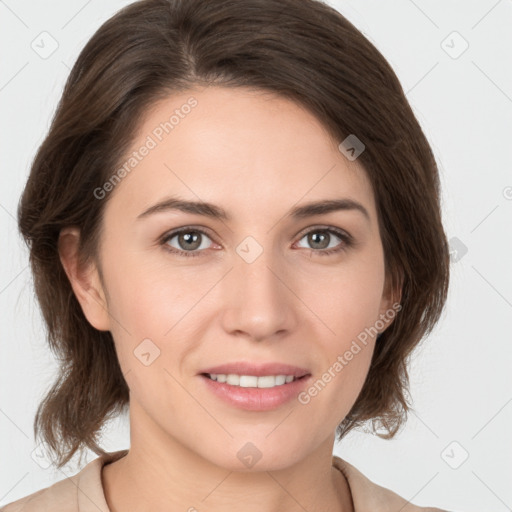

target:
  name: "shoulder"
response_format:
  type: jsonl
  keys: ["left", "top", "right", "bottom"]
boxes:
{"left": 1, "top": 450, "right": 128, "bottom": 512}
{"left": 332, "top": 455, "right": 450, "bottom": 512}
{"left": 1, "top": 470, "right": 80, "bottom": 512}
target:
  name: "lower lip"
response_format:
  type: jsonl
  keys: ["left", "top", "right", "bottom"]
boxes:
{"left": 199, "top": 374, "right": 312, "bottom": 411}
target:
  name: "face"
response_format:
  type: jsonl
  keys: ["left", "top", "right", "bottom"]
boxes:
{"left": 71, "top": 86, "right": 397, "bottom": 471}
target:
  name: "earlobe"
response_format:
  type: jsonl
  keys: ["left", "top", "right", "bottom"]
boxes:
{"left": 58, "top": 227, "right": 111, "bottom": 331}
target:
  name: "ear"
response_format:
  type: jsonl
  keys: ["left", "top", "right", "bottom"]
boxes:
{"left": 377, "top": 270, "right": 403, "bottom": 334}
{"left": 58, "top": 226, "right": 111, "bottom": 331}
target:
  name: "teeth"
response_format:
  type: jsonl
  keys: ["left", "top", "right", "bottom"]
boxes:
{"left": 208, "top": 373, "right": 298, "bottom": 388}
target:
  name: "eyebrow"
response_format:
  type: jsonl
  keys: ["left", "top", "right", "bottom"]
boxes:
{"left": 137, "top": 196, "right": 371, "bottom": 223}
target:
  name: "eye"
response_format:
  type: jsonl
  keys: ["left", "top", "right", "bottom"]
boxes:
{"left": 160, "top": 225, "right": 353, "bottom": 259}
{"left": 294, "top": 226, "right": 353, "bottom": 256}
{"left": 161, "top": 228, "right": 214, "bottom": 258}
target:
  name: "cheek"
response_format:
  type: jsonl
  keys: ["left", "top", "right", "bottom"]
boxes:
{"left": 305, "top": 252, "right": 384, "bottom": 400}
{"left": 108, "top": 272, "right": 165, "bottom": 331}
{"left": 313, "top": 321, "right": 376, "bottom": 424}
{"left": 101, "top": 248, "right": 211, "bottom": 374}
{"left": 313, "top": 257, "right": 386, "bottom": 338}
{"left": 101, "top": 245, "right": 179, "bottom": 331}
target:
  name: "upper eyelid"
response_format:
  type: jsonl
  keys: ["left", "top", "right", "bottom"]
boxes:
{"left": 161, "top": 224, "right": 351, "bottom": 246}
{"left": 295, "top": 224, "right": 350, "bottom": 238}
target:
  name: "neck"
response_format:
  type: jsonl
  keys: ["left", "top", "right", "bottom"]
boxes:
{"left": 102, "top": 401, "right": 354, "bottom": 512}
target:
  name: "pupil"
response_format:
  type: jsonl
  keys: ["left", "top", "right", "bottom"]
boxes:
{"left": 309, "top": 231, "right": 329, "bottom": 249}
{"left": 180, "top": 232, "right": 201, "bottom": 250}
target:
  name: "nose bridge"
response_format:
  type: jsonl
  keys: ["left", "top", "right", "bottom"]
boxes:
{"left": 221, "top": 237, "right": 296, "bottom": 340}
{"left": 235, "top": 239, "right": 285, "bottom": 306}
{"left": 238, "top": 245, "right": 279, "bottom": 293}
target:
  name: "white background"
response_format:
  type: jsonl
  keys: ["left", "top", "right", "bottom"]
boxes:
{"left": 1, "top": 1, "right": 511, "bottom": 510}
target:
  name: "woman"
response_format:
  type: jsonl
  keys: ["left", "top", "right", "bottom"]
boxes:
{"left": 4, "top": 0, "right": 451, "bottom": 510}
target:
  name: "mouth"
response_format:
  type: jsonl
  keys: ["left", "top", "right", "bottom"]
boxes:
{"left": 198, "top": 369, "right": 313, "bottom": 411}
{"left": 200, "top": 372, "right": 310, "bottom": 388}
{"left": 198, "top": 361, "right": 311, "bottom": 389}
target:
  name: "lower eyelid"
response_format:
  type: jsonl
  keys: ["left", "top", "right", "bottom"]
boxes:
{"left": 161, "top": 227, "right": 352, "bottom": 256}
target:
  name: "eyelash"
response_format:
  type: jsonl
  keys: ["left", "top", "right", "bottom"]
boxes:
{"left": 159, "top": 226, "right": 353, "bottom": 259}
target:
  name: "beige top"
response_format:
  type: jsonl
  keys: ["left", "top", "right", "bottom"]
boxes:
{"left": 1, "top": 449, "right": 449, "bottom": 511}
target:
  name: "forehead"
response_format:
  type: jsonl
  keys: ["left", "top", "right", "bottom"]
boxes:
{"left": 104, "top": 85, "right": 376, "bottom": 224}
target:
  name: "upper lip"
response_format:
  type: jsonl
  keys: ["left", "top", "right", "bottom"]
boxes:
{"left": 199, "top": 362, "right": 311, "bottom": 378}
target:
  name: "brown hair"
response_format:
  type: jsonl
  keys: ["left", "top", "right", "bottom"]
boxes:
{"left": 18, "top": 0, "right": 450, "bottom": 468}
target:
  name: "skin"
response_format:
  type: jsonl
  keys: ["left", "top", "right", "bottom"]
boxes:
{"left": 59, "top": 85, "right": 399, "bottom": 512}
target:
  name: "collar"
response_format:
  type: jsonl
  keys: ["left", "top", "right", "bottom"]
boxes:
{"left": 74, "top": 450, "right": 436, "bottom": 512}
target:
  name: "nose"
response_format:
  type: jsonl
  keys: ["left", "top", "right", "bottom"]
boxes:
{"left": 220, "top": 247, "right": 298, "bottom": 342}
